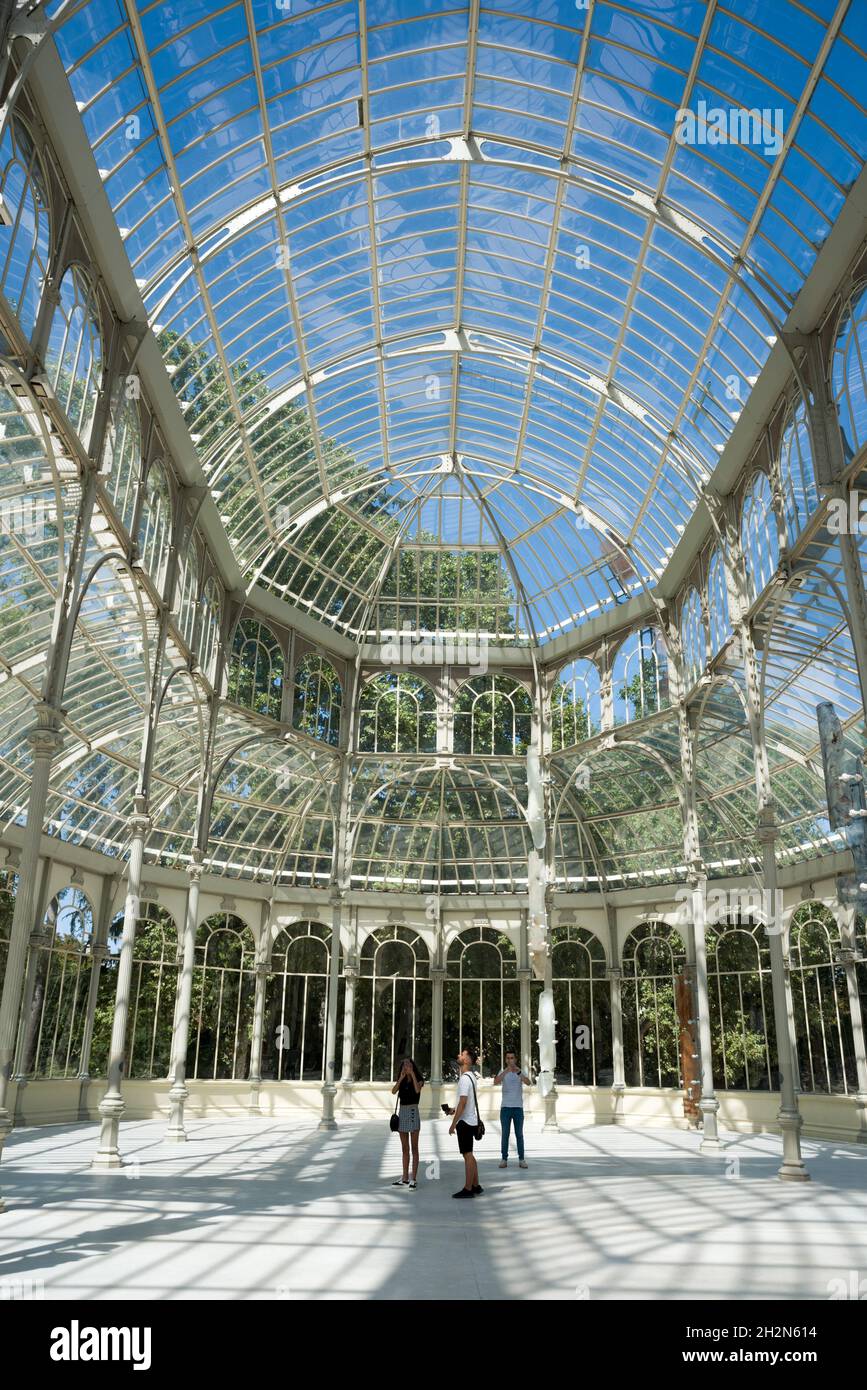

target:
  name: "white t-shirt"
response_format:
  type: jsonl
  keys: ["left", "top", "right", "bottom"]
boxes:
{"left": 500, "top": 1068, "right": 526, "bottom": 1108}
{"left": 457, "top": 1071, "right": 479, "bottom": 1127}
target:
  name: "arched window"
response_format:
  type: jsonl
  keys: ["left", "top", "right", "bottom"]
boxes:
{"left": 358, "top": 672, "right": 437, "bottom": 753}
{"left": 353, "top": 925, "right": 431, "bottom": 1081}
{"left": 197, "top": 575, "right": 222, "bottom": 684}
{"left": 174, "top": 540, "right": 199, "bottom": 652}
{"left": 706, "top": 919, "right": 776, "bottom": 1091}
{"left": 612, "top": 627, "right": 669, "bottom": 724}
{"left": 44, "top": 263, "right": 103, "bottom": 445}
{"left": 264, "top": 921, "right": 339, "bottom": 1081}
{"left": 0, "top": 115, "right": 51, "bottom": 341}
{"left": 101, "top": 390, "right": 142, "bottom": 535}
{"left": 293, "top": 653, "right": 342, "bottom": 746}
{"left": 707, "top": 548, "right": 732, "bottom": 653}
{"left": 833, "top": 281, "right": 867, "bottom": 462}
{"left": 679, "top": 587, "right": 706, "bottom": 689}
{"left": 137, "top": 462, "right": 171, "bottom": 592}
{"left": 621, "top": 921, "right": 685, "bottom": 1087}
{"left": 789, "top": 902, "right": 859, "bottom": 1094}
{"left": 551, "top": 658, "right": 601, "bottom": 750}
{"left": 740, "top": 471, "right": 779, "bottom": 602}
{"left": 444, "top": 926, "right": 518, "bottom": 1078}
{"left": 124, "top": 905, "right": 179, "bottom": 1080}
{"left": 19, "top": 888, "right": 94, "bottom": 1079}
{"left": 551, "top": 925, "right": 611, "bottom": 1085}
{"left": 780, "top": 397, "right": 818, "bottom": 543}
{"left": 190, "top": 913, "right": 256, "bottom": 1081}
{"left": 453, "top": 675, "right": 532, "bottom": 755}
{"left": 228, "top": 617, "right": 284, "bottom": 720}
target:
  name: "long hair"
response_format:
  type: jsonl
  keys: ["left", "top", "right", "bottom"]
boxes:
{"left": 396, "top": 1056, "right": 424, "bottom": 1085}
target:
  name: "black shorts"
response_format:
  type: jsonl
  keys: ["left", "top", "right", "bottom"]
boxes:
{"left": 456, "top": 1120, "right": 475, "bottom": 1154}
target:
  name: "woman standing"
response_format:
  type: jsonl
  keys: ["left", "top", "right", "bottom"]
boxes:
{"left": 391, "top": 1057, "right": 424, "bottom": 1189}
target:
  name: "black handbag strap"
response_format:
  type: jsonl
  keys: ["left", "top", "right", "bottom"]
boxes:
{"left": 466, "top": 1072, "right": 479, "bottom": 1117}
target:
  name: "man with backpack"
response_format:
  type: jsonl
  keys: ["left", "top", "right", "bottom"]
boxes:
{"left": 446, "top": 1045, "right": 484, "bottom": 1198}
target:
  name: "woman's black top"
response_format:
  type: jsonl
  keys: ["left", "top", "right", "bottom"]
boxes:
{"left": 398, "top": 1077, "right": 423, "bottom": 1106}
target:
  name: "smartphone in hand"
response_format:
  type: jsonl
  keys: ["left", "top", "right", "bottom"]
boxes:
{"left": 441, "top": 1103, "right": 451, "bottom": 1114}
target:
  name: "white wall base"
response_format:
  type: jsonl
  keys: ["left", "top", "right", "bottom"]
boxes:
{"left": 7, "top": 1078, "right": 867, "bottom": 1143}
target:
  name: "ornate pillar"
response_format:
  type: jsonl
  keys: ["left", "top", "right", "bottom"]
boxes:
{"left": 248, "top": 959, "right": 269, "bottom": 1114}
{"left": 91, "top": 797, "right": 150, "bottom": 1169}
{"left": 77, "top": 873, "right": 119, "bottom": 1120}
{"left": 166, "top": 853, "right": 202, "bottom": 1142}
{"left": 0, "top": 704, "right": 64, "bottom": 1198}
{"left": 12, "top": 855, "right": 52, "bottom": 1068}
{"left": 11, "top": 854, "right": 53, "bottom": 1102}
{"left": 319, "top": 890, "right": 344, "bottom": 1130}
{"left": 339, "top": 950, "right": 358, "bottom": 1115}
{"left": 429, "top": 964, "right": 446, "bottom": 1089}
{"left": 757, "top": 808, "right": 809, "bottom": 1180}
{"left": 518, "top": 966, "right": 531, "bottom": 1080}
{"left": 690, "top": 870, "right": 721, "bottom": 1150}
{"left": 528, "top": 850, "right": 558, "bottom": 1131}
{"left": 607, "top": 966, "right": 626, "bottom": 1122}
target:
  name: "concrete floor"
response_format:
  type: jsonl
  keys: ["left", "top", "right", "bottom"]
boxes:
{"left": 1, "top": 1117, "right": 866, "bottom": 1300}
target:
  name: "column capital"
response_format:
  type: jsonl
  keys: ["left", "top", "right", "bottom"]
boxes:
{"left": 127, "top": 794, "right": 151, "bottom": 839}
{"left": 756, "top": 803, "right": 778, "bottom": 845}
{"left": 605, "top": 966, "right": 622, "bottom": 981}
{"left": 27, "top": 702, "right": 64, "bottom": 759}
{"left": 516, "top": 966, "right": 533, "bottom": 983}
{"left": 89, "top": 941, "right": 109, "bottom": 962}
{"left": 127, "top": 809, "right": 151, "bottom": 838}
{"left": 686, "top": 859, "right": 706, "bottom": 890}
{"left": 186, "top": 849, "right": 204, "bottom": 884}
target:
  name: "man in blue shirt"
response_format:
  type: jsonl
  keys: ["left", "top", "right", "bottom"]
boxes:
{"left": 494, "top": 1051, "right": 531, "bottom": 1168}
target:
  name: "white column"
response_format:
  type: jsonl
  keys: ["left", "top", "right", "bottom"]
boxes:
{"left": 691, "top": 872, "right": 721, "bottom": 1150}
{"left": 518, "top": 966, "right": 531, "bottom": 1079}
{"left": 607, "top": 966, "right": 626, "bottom": 1121}
{"left": 92, "top": 798, "right": 150, "bottom": 1169}
{"left": 166, "top": 855, "right": 202, "bottom": 1142}
{"left": 339, "top": 957, "right": 358, "bottom": 1115}
{"left": 0, "top": 705, "right": 63, "bottom": 1205}
{"left": 319, "top": 892, "right": 343, "bottom": 1130}
{"left": 757, "top": 809, "right": 809, "bottom": 1181}
{"left": 248, "top": 960, "right": 268, "bottom": 1112}
{"left": 77, "top": 873, "right": 119, "bottom": 1119}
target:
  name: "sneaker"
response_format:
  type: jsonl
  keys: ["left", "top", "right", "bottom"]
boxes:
{"left": 408, "top": 1180, "right": 417, "bottom": 1189}
{"left": 392, "top": 1178, "right": 408, "bottom": 1186}
{"left": 473, "top": 1184, "right": 484, "bottom": 1194}
{"left": 519, "top": 1161, "right": 528, "bottom": 1169}
{"left": 452, "top": 1188, "right": 475, "bottom": 1198}
{"left": 499, "top": 1160, "right": 508, "bottom": 1168}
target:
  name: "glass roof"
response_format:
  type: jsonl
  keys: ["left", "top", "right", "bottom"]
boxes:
{"left": 47, "top": 0, "right": 867, "bottom": 647}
